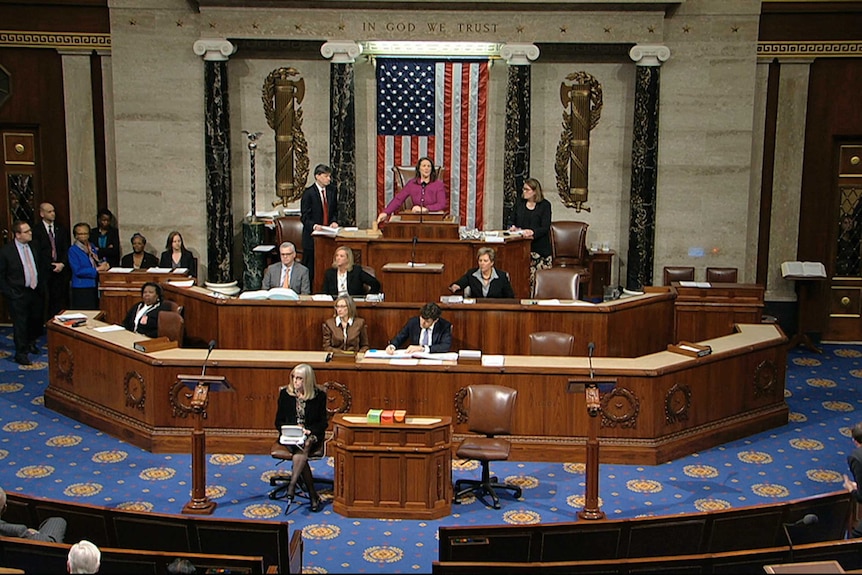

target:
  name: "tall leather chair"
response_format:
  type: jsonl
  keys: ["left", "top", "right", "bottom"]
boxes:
{"left": 391, "top": 165, "right": 446, "bottom": 211}
{"left": 453, "top": 384, "right": 523, "bottom": 509}
{"left": 706, "top": 267, "right": 738, "bottom": 283}
{"left": 274, "top": 216, "right": 304, "bottom": 262}
{"left": 550, "top": 221, "right": 589, "bottom": 267}
{"left": 269, "top": 382, "right": 350, "bottom": 513}
{"left": 161, "top": 299, "right": 183, "bottom": 317}
{"left": 533, "top": 268, "right": 580, "bottom": 300}
{"left": 663, "top": 266, "right": 695, "bottom": 285}
{"left": 529, "top": 331, "right": 575, "bottom": 356}
{"left": 157, "top": 311, "right": 184, "bottom": 346}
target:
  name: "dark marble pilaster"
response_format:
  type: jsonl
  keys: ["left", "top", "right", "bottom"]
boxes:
{"left": 242, "top": 220, "right": 265, "bottom": 289}
{"left": 503, "top": 65, "right": 531, "bottom": 228}
{"left": 625, "top": 45, "right": 669, "bottom": 291}
{"left": 194, "top": 39, "right": 236, "bottom": 284}
{"left": 331, "top": 63, "right": 357, "bottom": 226}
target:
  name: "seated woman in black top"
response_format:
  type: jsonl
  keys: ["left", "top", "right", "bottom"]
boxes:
{"left": 120, "top": 233, "right": 159, "bottom": 270}
{"left": 123, "top": 281, "right": 167, "bottom": 338}
{"left": 322, "top": 245, "right": 381, "bottom": 297}
{"left": 449, "top": 246, "right": 515, "bottom": 299}
{"left": 507, "top": 178, "right": 552, "bottom": 295}
{"left": 159, "top": 231, "right": 197, "bottom": 278}
{"left": 274, "top": 363, "right": 327, "bottom": 512}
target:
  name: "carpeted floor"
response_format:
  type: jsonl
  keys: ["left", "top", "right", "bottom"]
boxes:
{"left": 0, "top": 329, "right": 860, "bottom": 573}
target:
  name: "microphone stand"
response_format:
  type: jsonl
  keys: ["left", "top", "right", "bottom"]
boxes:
{"left": 410, "top": 236, "right": 418, "bottom": 268}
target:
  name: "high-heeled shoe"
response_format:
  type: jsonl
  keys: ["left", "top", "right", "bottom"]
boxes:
{"left": 309, "top": 495, "right": 322, "bottom": 513}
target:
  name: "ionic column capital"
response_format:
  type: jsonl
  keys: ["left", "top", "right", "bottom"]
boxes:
{"left": 193, "top": 39, "right": 236, "bottom": 62}
{"left": 629, "top": 44, "right": 670, "bottom": 66}
{"left": 500, "top": 43, "right": 540, "bottom": 66}
{"left": 321, "top": 41, "right": 363, "bottom": 63}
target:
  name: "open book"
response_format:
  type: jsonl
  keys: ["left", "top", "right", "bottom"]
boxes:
{"left": 364, "top": 349, "right": 459, "bottom": 361}
{"left": 239, "top": 288, "right": 299, "bottom": 300}
{"left": 781, "top": 261, "right": 826, "bottom": 278}
{"left": 311, "top": 225, "right": 340, "bottom": 237}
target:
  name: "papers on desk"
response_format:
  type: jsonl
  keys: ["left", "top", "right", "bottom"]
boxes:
{"left": 57, "top": 313, "right": 87, "bottom": 322}
{"left": 239, "top": 288, "right": 299, "bottom": 300}
{"left": 311, "top": 226, "right": 340, "bottom": 237}
{"left": 364, "top": 349, "right": 459, "bottom": 362}
{"left": 483, "top": 235, "right": 505, "bottom": 243}
{"left": 253, "top": 244, "right": 276, "bottom": 252}
{"left": 311, "top": 294, "right": 334, "bottom": 301}
{"left": 529, "top": 299, "right": 595, "bottom": 306}
{"left": 390, "top": 358, "right": 419, "bottom": 366}
{"left": 481, "top": 355, "right": 505, "bottom": 367}
{"left": 167, "top": 279, "right": 195, "bottom": 287}
{"left": 679, "top": 281, "right": 712, "bottom": 288}
{"left": 107, "top": 267, "right": 134, "bottom": 273}
{"left": 172, "top": 268, "right": 188, "bottom": 274}
{"left": 146, "top": 267, "right": 172, "bottom": 273}
{"left": 93, "top": 325, "right": 126, "bottom": 333}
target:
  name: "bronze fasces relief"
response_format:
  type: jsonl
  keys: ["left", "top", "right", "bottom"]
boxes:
{"left": 262, "top": 67, "right": 309, "bottom": 208}
{"left": 555, "top": 72, "right": 603, "bottom": 213}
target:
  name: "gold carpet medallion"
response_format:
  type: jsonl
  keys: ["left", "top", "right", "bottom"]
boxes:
{"left": 204, "top": 485, "right": 226, "bottom": 499}
{"left": 822, "top": 401, "right": 853, "bottom": 412}
{"left": 751, "top": 483, "right": 789, "bottom": 498}
{"left": 3, "top": 420, "right": 37, "bottom": 432}
{"left": 30, "top": 396, "right": 43, "bottom": 405}
{"left": 789, "top": 412, "right": 808, "bottom": 422}
{"left": 63, "top": 482, "right": 102, "bottom": 497}
{"left": 242, "top": 503, "right": 281, "bottom": 519}
{"left": 46, "top": 434, "right": 82, "bottom": 447}
{"left": 139, "top": 467, "right": 177, "bottom": 481}
{"left": 505, "top": 474, "right": 538, "bottom": 489}
{"left": 503, "top": 509, "right": 541, "bottom": 524}
{"left": 0, "top": 449, "right": 8, "bottom": 460}
{"left": 363, "top": 545, "right": 404, "bottom": 563}
{"left": 793, "top": 357, "right": 822, "bottom": 366}
{"left": 209, "top": 454, "right": 243, "bottom": 465}
{"left": 790, "top": 437, "right": 825, "bottom": 450}
{"left": 835, "top": 348, "right": 862, "bottom": 358}
{"left": 567, "top": 494, "right": 604, "bottom": 508}
{"left": 850, "top": 369, "right": 862, "bottom": 378}
{"left": 805, "top": 469, "right": 843, "bottom": 483}
{"left": 91, "top": 450, "right": 128, "bottom": 463}
{"left": 303, "top": 524, "right": 341, "bottom": 540}
{"left": 451, "top": 459, "right": 479, "bottom": 471}
{"left": 0, "top": 383, "right": 23, "bottom": 392}
{"left": 563, "top": 462, "right": 586, "bottom": 474}
{"left": 626, "top": 479, "right": 662, "bottom": 493}
{"left": 806, "top": 378, "right": 837, "bottom": 388}
{"left": 683, "top": 465, "right": 719, "bottom": 478}
{"left": 737, "top": 450, "right": 773, "bottom": 464}
{"left": 16, "top": 464, "right": 53, "bottom": 478}
{"left": 115, "top": 501, "right": 154, "bottom": 512}
{"left": 694, "top": 498, "right": 731, "bottom": 512}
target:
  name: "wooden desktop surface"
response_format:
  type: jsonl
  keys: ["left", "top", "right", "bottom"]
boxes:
{"left": 45, "top": 316, "right": 788, "bottom": 464}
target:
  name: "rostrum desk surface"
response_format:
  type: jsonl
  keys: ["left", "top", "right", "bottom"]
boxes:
{"left": 45, "top": 315, "right": 788, "bottom": 465}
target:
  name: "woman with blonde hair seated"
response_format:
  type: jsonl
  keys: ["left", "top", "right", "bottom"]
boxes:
{"left": 321, "top": 245, "right": 381, "bottom": 297}
{"left": 322, "top": 294, "right": 369, "bottom": 353}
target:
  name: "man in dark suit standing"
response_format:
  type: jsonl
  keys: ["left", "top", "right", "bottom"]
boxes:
{"left": 300, "top": 164, "right": 339, "bottom": 288}
{"left": 844, "top": 421, "right": 862, "bottom": 537}
{"left": 31, "top": 202, "right": 70, "bottom": 320}
{"left": 386, "top": 302, "right": 453, "bottom": 354}
{"left": 0, "top": 221, "right": 46, "bottom": 365}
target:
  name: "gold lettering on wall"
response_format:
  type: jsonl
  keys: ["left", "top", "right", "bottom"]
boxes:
{"left": 360, "top": 21, "right": 498, "bottom": 35}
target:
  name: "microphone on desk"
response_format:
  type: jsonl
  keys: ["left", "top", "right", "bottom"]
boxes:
{"left": 410, "top": 235, "right": 418, "bottom": 267}
{"left": 587, "top": 342, "right": 595, "bottom": 380}
{"left": 201, "top": 339, "right": 217, "bottom": 377}
{"left": 783, "top": 514, "right": 818, "bottom": 563}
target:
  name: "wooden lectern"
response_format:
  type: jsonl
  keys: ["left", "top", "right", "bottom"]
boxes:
{"left": 175, "top": 374, "right": 233, "bottom": 515}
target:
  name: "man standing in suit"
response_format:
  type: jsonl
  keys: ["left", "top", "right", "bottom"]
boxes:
{"left": 0, "top": 486, "right": 67, "bottom": 542}
{"left": 31, "top": 202, "right": 70, "bottom": 320}
{"left": 386, "top": 302, "right": 453, "bottom": 354}
{"left": 262, "top": 242, "right": 311, "bottom": 294}
{"left": 300, "top": 164, "right": 338, "bottom": 287}
{"left": 0, "top": 221, "right": 45, "bottom": 365}
{"left": 843, "top": 421, "right": 862, "bottom": 537}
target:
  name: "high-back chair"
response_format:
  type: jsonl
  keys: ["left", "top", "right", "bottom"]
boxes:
{"left": 273, "top": 216, "right": 304, "bottom": 262}
{"left": 550, "top": 221, "right": 590, "bottom": 267}
{"left": 268, "top": 381, "right": 350, "bottom": 514}
{"left": 157, "top": 311, "right": 184, "bottom": 347}
{"left": 529, "top": 331, "right": 575, "bottom": 356}
{"left": 534, "top": 268, "right": 580, "bottom": 300}
{"left": 663, "top": 266, "right": 695, "bottom": 285}
{"left": 453, "top": 384, "right": 523, "bottom": 509}
{"left": 706, "top": 267, "right": 738, "bottom": 283}
{"left": 390, "top": 165, "right": 446, "bottom": 211}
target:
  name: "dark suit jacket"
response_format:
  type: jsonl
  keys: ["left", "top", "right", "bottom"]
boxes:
{"left": 32, "top": 220, "right": 70, "bottom": 268}
{"left": 159, "top": 250, "right": 197, "bottom": 277}
{"left": 121, "top": 251, "right": 159, "bottom": 270}
{"left": 0, "top": 241, "right": 45, "bottom": 300}
{"left": 322, "top": 316, "right": 369, "bottom": 353}
{"left": 300, "top": 182, "right": 338, "bottom": 251}
{"left": 123, "top": 301, "right": 169, "bottom": 338}
{"left": 452, "top": 267, "right": 515, "bottom": 299}
{"left": 390, "top": 316, "right": 452, "bottom": 353}
{"left": 274, "top": 387, "right": 328, "bottom": 446}
{"left": 322, "top": 266, "right": 381, "bottom": 297}
{"left": 90, "top": 226, "right": 121, "bottom": 267}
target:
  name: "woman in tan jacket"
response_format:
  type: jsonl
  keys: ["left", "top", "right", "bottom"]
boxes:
{"left": 322, "top": 294, "right": 369, "bottom": 353}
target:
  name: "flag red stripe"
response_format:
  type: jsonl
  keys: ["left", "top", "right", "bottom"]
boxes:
{"left": 474, "top": 62, "right": 488, "bottom": 229}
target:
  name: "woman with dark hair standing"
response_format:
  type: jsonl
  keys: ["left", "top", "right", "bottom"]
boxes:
{"left": 159, "top": 231, "right": 197, "bottom": 278}
{"left": 89, "top": 208, "right": 121, "bottom": 267}
{"left": 274, "top": 363, "right": 327, "bottom": 512}
{"left": 376, "top": 157, "right": 447, "bottom": 223}
{"left": 69, "top": 222, "right": 110, "bottom": 310}
{"left": 507, "top": 178, "right": 552, "bottom": 294}
{"left": 122, "top": 281, "right": 167, "bottom": 338}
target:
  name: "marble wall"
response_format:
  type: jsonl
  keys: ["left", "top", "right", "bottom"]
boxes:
{"left": 105, "top": 0, "right": 768, "bottom": 289}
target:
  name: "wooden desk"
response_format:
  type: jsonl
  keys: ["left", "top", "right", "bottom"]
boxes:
{"left": 586, "top": 249, "right": 615, "bottom": 300}
{"left": 313, "top": 231, "right": 532, "bottom": 298}
{"left": 672, "top": 282, "right": 766, "bottom": 342}
{"left": 330, "top": 414, "right": 452, "bottom": 520}
{"left": 98, "top": 270, "right": 194, "bottom": 324}
{"left": 45, "top": 318, "right": 788, "bottom": 464}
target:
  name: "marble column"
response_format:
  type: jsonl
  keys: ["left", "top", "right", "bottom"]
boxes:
{"left": 625, "top": 45, "right": 669, "bottom": 291}
{"left": 193, "top": 39, "right": 236, "bottom": 283}
{"left": 500, "top": 43, "right": 539, "bottom": 228}
{"left": 321, "top": 42, "right": 361, "bottom": 227}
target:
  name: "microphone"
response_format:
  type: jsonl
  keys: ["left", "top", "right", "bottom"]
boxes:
{"left": 419, "top": 180, "right": 427, "bottom": 224}
{"left": 202, "top": 339, "right": 217, "bottom": 377}
{"left": 410, "top": 236, "right": 418, "bottom": 267}
{"left": 783, "top": 514, "right": 818, "bottom": 563}
{"left": 587, "top": 342, "right": 595, "bottom": 380}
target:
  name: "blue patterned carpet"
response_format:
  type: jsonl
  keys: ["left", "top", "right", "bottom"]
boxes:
{"left": 0, "top": 329, "right": 860, "bottom": 573}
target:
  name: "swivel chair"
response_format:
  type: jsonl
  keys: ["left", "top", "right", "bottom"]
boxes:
{"left": 273, "top": 216, "right": 304, "bottom": 262}
{"left": 453, "top": 384, "right": 522, "bottom": 509}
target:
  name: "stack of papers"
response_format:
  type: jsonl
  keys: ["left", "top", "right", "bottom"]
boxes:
{"left": 481, "top": 355, "right": 505, "bottom": 367}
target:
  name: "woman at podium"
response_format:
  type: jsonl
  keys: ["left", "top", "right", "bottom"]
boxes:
{"left": 507, "top": 178, "right": 552, "bottom": 292}
{"left": 376, "top": 157, "right": 447, "bottom": 223}
{"left": 322, "top": 246, "right": 381, "bottom": 297}
{"left": 449, "top": 246, "right": 515, "bottom": 299}
{"left": 322, "top": 295, "right": 369, "bottom": 353}
{"left": 274, "top": 364, "right": 326, "bottom": 512}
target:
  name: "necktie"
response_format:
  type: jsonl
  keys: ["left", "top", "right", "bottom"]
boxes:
{"left": 48, "top": 224, "right": 57, "bottom": 261}
{"left": 282, "top": 266, "right": 291, "bottom": 289}
{"left": 23, "top": 245, "right": 37, "bottom": 289}
{"left": 421, "top": 328, "right": 430, "bottom": 347}
{"left": 320, "top": 188, "right": 329, "bottom": 224}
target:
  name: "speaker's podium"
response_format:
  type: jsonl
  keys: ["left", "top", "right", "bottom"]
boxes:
{"left": 383, "top": 213, "right": 458, "bottom": 240}
{"left": 330, "top": 413, "right": 452, "bottom": 520}
{"left": 175, "top": 374, "right": 233, "bottom": 515}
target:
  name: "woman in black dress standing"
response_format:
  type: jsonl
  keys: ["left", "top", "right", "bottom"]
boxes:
{"left": 507, "top": 178, "right": 552, "bottom": 296}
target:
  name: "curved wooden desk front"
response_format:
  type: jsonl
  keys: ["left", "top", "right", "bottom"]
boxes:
{"left": 46, "top": 317, "right": 788, "bottom": 465}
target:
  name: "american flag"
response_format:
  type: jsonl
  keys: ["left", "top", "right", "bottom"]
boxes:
{"left": 376, "top": 59, "right": 489, "bottom": 229}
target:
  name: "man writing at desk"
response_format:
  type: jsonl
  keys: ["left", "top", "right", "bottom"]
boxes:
{"left": 386, "top": 302, "right": 452, "bottom": 354}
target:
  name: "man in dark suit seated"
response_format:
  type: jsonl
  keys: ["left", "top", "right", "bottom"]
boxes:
{"left": 0, "top": 221, "right": 45, "bottom": 365}
{"left": 0, "top": 487, "right": 67, "bottom": 542}
{"left": 385, "top": 302, "right": 452, "bottom": 354}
